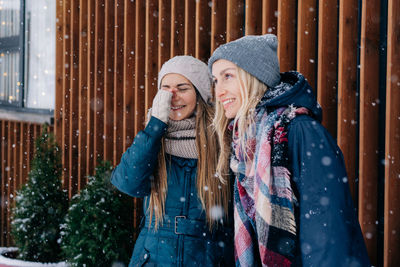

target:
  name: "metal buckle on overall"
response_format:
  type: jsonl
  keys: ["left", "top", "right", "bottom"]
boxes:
{"left": 174, "top": 215, "right": 186, "bottom": 235}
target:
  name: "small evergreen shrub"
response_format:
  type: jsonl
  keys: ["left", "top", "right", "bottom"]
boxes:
{"left": 60, "top": 161, "right": 134, "bottom": 267}
{"left": 11, "top": 126, "right": 68, "bottom": 263}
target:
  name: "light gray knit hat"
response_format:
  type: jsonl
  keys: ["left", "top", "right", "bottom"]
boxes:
{"left": 208, "top": 34, "right": 281, "bottom": 88}
{"left": 158, "top": 55, "right": 212, "bottom": 104}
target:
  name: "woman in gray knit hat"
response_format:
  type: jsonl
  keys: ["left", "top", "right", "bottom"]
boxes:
{"left": 111, "top": 55, "right": 234, "bottom": 266}
{"left": 209, "top": 34, "right": 370, "bottom": 266}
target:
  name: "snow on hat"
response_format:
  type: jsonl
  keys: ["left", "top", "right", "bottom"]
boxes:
{"left": 158, "top": 55, "right": 212, "bottom": 104}
{"left": 208, "top": 34, "right": 281, "bottom": 88}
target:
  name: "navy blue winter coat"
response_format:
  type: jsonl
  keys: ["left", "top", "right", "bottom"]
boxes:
{"left": 262, "top": 71, "right": 371, "bottom": 266}
{"left": 111, "top": 116, "right": 234, "bottom": 267}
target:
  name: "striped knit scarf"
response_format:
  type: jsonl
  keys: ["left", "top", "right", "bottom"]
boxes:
{"left": 164, "top": 116, "right": 197, "bottom": 159}
{"left": 231, "top": 105, "right": 308, "bottom": 266}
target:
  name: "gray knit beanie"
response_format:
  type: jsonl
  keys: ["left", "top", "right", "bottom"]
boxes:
{"left": 208, "top": 34, "right": 281, "bottom": 88}
{"left": 158, "top": 55, "right": 212, "bottom": 104}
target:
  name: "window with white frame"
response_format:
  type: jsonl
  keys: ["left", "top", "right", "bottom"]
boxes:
{"left": 0, "top": 0, "right": 55, "bottom": 111}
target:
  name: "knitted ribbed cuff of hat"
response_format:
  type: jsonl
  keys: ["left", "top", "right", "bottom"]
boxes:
{"left": 158, "top": 55, "right": 212, "bottom": 104}
{"left": 208, "top": 34, "right": 281, "bottom": 88}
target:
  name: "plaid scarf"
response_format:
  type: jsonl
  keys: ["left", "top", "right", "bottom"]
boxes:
{"left": 231, "top": 105, "right": 308, "bottom": 266}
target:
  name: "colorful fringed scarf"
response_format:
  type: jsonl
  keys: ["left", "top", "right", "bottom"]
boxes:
{"left": 231, "top": 105, "right": 308, "bottom": 266}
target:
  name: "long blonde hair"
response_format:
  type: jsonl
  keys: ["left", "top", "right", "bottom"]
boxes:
{"left": 148, "top": 93, "right": 231, "bottom": 230}
{"left": 213, "top": 67, "right": 269, "bottom": 183}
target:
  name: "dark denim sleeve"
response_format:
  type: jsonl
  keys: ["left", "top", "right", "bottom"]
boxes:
{"left": 288, "top": 115, "right": 370, "bottom": 267}
{"left": 111, "top": 116, "right": 167, "bottom": 198}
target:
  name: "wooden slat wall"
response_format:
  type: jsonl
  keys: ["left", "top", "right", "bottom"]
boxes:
{"left": 78, "top": 0, "right": 88, "bottom": 191}
{"left": 384, "top": 1, "right": 400, "bottom": 266}
{"left": 144, "top": 0, "right": 158, "bottom": 111}
{"left": 103, "top": 0, "right": 115, "bottom": 163}
{"left": 317, "top": 0, "right": 338, "bottom": 137}
{"left": 114, "top": 0, "right": 125, "bottom": 166}
{"left": 134, "top": 1, "right": 146, "bottom": 137}
{"left": 211, "top": 1, "right": 227, "bottom": 55}
{"left": 1, "top": 1, "right": 399, "bottom": 265}
{"left": 337, "top": 0, "right": 359, "bottom": 198}
{"left": 227, "top": 0, "right": 244, "bottom": 41}
{"left": 63, "top": 0, "right": 73, "bottom": 197}
{"left": 261, "top": 0, "right": 277, "bottom": 35}
{"left": 245, "top": 0, "right": 262, "bottom": 35}
{"left": 87, "top": 0, "right": 96, "bottom": 179}
{"left": 277, "top": 0, "right": 297, "bottom": 72}
{"left": 297, "top": 0, "right": 317, "bottom": 90}
{"left": 0, "top": 121, "right": 45, "bottom": 246}
{"left": 195, "top": 0, "right": 211, "bottom": 62}
{"left": 69, "top": 0, "right": 80, "bottom": 197}
{"left": 184, "top": 0, "right": 195, "bottom": 56}
{"left": 1, "top": 121, "right": 4, "bottom": 245}
{"left": 93, "top": 0, "right": 105, "bottom": 183}
{"left": 359, "top": 0, "right": 381, "bottom": 263}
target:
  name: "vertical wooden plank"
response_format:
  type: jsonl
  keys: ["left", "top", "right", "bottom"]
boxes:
{"left": 12, "top": 122, "right": 19, "bottom": 194}
{"left": 14, "top": 123, "right": 20, "bottom": 192}
{"left": 12, "top": 123, "right": 20, "bottom": 244}
{"left": 62, "top": 0, "right": 71, "bottom": 194}
{"left": 6, "top": 122, "right": 13, "bottom": 246}
{"left": 211, "top": 0, "right": 226, "bottom": 52}
{"left": 33, "top": 125, "right": 39, "bottom": 151}
{"left": 36, "top": 125, "right": 42, "bottom": 142}
{"left": 262, "top": 0, "right": 278, "bottom": 35}
{"left": 78, "top": 0, "right": 89, "bottom": 189}
{"left": 0, "top": 121, "right": 7, "bottom": 246}
{"left": 277, "top": 0, "right": 297, "bottom": 72}
{"left": 145, "top": 0, "right": 159, "bottom": 111}
{"left": 134, "top": 0, "right": 146, "bottom": 133}
{"left": 38, "top": 124, "right": 43, "bottom": 138}
{"left": 94, "top": 0, "right": 105, "bottom": 171}
{"left": 55, "top": 0, "right": 64, "bottom": 146}
{"left": 195, "top": 0, "right": 211, "bottom": 62}
{"left": 132, "top": 0, "right": 147, "bottom": 240}
{"left": 3, "top": 121, "right": 10, "bottom": 246}
{"left": 87, "top": 0, "right": 96, "bottom": 175}
{"left": 317, "top": 0, "right": 338, "bottom": 138}
{"left": 26, "top": 124, "right": 33, "bottom": 175}
{"left": 359, "top": 0, "right": 381, "bottom": 264}
{"left": 337, "top": 0, "right": 359, "bottom": 197}
{"left": 158, "top": 0, "right": 171, "bottom": 69}
{"left": 0, "top": 121, "right": 2, "bottom": 246}
{"left": 69, "top": 0, "right": 80, "bottom": 196}
{"left": 104, "top": 0, "right": 115, "bottom": 162}
{"left": 21, "top": 123, "right": 28, "bottom": 185}
{"left": 36, "top": 126, "right": 42, "bottom": 152}
{"left": 114, "top": 0, "right": 125, "bottom": 164}
{"left": 19, "top": 123, "right": 24, "bottom": 186}
{"left": 226, "top": 0, "right": 244, "bottom": 42}
{"left": 245, "top": 0, "right": 262, "bottom": 35}
{"left": 384, "top": 1, "right": 400, "bottom": 265}
{"left": 297, "top": 0, "right": 317, "bottom": 90}
{"left": 123, "top": 0, "right": 136, "bottom": 150}
{"left": 184, "top": 0, "right": 196, "bottom": 56}
{"left": 171, "top": 0, "right": 185, "bottom": 56}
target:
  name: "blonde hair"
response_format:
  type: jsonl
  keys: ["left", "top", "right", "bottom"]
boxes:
{"left": 148, "top": 93, "right": 231, "bottom": 230}
{"left": 213, "top": 67, "right": 269, "bottom": 183}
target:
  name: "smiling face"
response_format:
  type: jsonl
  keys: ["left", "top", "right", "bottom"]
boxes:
{"left": 212, "top": 59, "right": 243, "bottom": 119}
{"left": 161, "top": 73, "right": 197, "bottom": 121}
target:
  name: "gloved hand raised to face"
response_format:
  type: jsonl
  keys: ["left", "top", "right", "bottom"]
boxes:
{"left": 151, "top": 89, "right": 173, "bottom": 124}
